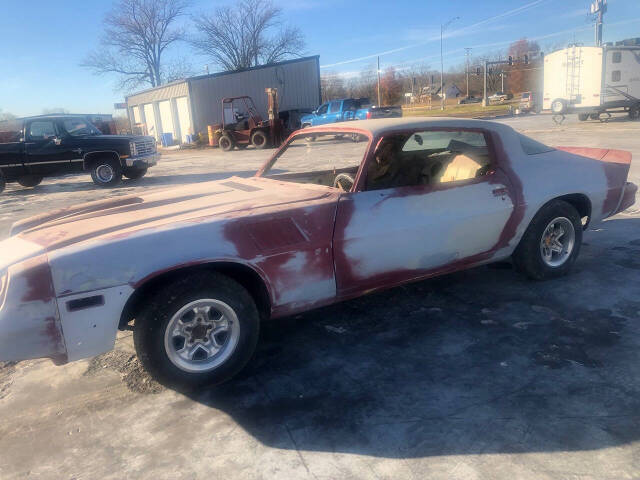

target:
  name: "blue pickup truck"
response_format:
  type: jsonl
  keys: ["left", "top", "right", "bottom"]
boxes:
{"left": 300, "top": 98, "right": 402, "bottom": 127}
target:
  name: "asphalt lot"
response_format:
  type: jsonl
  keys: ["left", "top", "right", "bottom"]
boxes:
{"left": 1, "top": 113, "right": 639, "bottom": 479}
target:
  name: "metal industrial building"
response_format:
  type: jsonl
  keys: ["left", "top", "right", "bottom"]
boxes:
{"left": 126, "top": 56, "right": 321, "bottom": 144}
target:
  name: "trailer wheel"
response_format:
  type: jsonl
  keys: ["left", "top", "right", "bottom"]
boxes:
{"left": 251, "top": 130, "right": 269, "bottom": 149}
{"left": 578, "top": 113, "right": 589, "bottom": 121}
{"left": 629, "top": 105, "right": 640, "bottom": 120}
{"left": 551, "top": 99, "right": 566, "bottom": 114}
{"left": 219, "top": 135, "right": 234, "bottom": 152}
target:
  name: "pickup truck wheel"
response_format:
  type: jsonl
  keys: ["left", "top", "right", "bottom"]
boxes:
{"left": 251, "top": 130, "right": 269, "bottom": 149}
{"left": 17, "top": 175, "right": 43, "bottom": 187}
{"left": 512, "top": 200, "right": 582, "bottom": 280}
{"left": 123, "top": 168, "right": 148, "bottom": 180}
{"left": 133, "top": 272, "right": 260, "bottom": 389}
{"left": 219, "top": 135, "right": 234, "bottom": 151}
{"left": 90, "top": 158, "right": 122, "bottom": 187}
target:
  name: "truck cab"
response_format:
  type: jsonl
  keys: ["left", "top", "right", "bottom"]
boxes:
{"left": 0, "top": 115, "right": 159, "bottom": 193}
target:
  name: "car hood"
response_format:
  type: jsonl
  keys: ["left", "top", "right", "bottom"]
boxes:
{"left": 10, "top": 177, "right": 336, "bottom": 253}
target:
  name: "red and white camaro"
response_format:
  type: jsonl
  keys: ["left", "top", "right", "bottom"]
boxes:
{"left": 0, "top": 118, "right": 636, "bottom": 387}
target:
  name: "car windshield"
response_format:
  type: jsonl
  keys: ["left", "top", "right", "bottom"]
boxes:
{"left": 259, "top": 132, "right": 370, "bottom": 187}
{"left": 62, "top": 118, "right": 102, "bottom": 136}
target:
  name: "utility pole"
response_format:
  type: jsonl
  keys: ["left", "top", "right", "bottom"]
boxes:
{"left": 591, "top": 0, "right": 607, "bottom": 46}
{"left": 440, "top": 16, "right": 459, "bottom": 110}
{"left": 377, "top": 56, "right": 381, "bottom": 106}
{"left": 465, "top": 47, "right": 472, "bottom": 98}
{"left": 483, "top": 61, "right": 488, "bottom": 106}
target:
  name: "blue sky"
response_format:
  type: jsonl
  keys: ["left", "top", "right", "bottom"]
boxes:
{"left": 0, "top": 0, "right": 638, "bottom": 117}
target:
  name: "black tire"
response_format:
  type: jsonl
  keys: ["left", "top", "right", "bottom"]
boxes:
{"left": 219, "top": 135, "right": 234, "bottom": 152}
{"left": 90, "top": 157, "right": 122, "bottom": 187}
{"left": 578, "top": 113, "right": 589, "bottom": 122}
{"left": 251, "top": 130, "right": 269, "bottom": 149}
{"left": 0, "top": 171, "right": 5, "bottom": 194}
{"left": 17, "top": 175, "right": 43, "bottom": 187}
{"left": 512, "top": 200, "right": 582, "bottom": 280}
{"left": 590, "top": 113, "right": 600, "bottom": 120}
{"left": 133, "top": 272, "right": 260, "bottom": 390}
{"left": 123, "top": 168, "right": 148, "bottom": 180}
{"left": 551, "top": 99, "right": 566, "bottom": 114}
{"left": 629, "top": 104, "right": 640, "bottom": 120}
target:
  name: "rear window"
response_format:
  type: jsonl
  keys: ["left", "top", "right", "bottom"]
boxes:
{"left": 0, "top": 120, "right": 23, "bottom": 143}
{"left": 519, "top": 134, "right": 554, "bottom": 155}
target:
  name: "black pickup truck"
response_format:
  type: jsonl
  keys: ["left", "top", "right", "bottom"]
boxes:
{"left": 0, "top": 115, "right": 159, "bottom": 193}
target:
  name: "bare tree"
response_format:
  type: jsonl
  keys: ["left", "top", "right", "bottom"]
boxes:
{"left": 192, "top": 0, "right": 305, "bottom": 71}
{"left": 82, "top": 0, "right": 190, "bottom": 90}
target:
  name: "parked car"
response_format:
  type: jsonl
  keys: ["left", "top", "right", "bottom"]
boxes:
{"left": 300, "top": 98, "right": 401, "bottom": 127}
{"left": 0, "top": 115, "right": 159, "bottom": 193}
{"left": 0, "top": 117, "right": 635, "bottom": 388}
{"left": 489, "top": 91, "right": 514, "bottom": 102}
{"left": 458, "top": 95, "right": 482, "bottom": 105}
{"left": 519, "top": 91, "right": 542, "bottom": 113}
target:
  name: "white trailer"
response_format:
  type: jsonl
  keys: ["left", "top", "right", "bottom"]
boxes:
{"left": 543, "top": 39, "right": 640, "bottom": 120}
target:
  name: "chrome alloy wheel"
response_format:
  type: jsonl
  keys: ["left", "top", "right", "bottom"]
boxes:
{"left": 539, "top": 216, "right": 575, "bottom": 268}
{"left": 96, "top": 164, "right": 115, "bottom": 183}
{"left": 164, "top": 299, "right": 241, "bottom": 373}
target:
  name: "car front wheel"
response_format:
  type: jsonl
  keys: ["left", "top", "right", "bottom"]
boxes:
{"left": 90, "top": 158, "right": 122, "bottom": 187}
{"left": 133, "top": 272, "right": 260, "bottom": 390}
{"left": 512, "top": 200, "right": 582, "bottom": 280}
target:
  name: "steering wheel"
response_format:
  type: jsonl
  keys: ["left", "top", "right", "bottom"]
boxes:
{"left": 333, "top": 173, "right": 355, "bottom": 191}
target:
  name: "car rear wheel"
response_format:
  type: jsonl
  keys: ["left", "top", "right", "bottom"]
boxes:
{"left": 512, "top": 200, "right": 582, "bottom": 280}
{"left": 123, "top": 167, "right": 148, "bottom": 180}
{"left": 133, "top": 272, "right": 260, "bottom": 389}
{"left": 219, "top": 134, "right": 234, "bottom": 152}
{"left": 90, "top": 157, "right": 122, "bottom": 187}
{"left": 251, "top": 130, "right": 269, "bottom": 149}
{"left": 17, "top": 175, "right": 43, "bottom": 187}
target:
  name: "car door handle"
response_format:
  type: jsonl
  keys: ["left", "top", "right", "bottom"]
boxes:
{"left": 492, "top": 187, "right": 508, "bottom": 197}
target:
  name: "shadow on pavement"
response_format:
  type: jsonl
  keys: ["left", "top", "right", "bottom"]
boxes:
{"left": 180, "top": 217, "right": 640, "bottom": 458}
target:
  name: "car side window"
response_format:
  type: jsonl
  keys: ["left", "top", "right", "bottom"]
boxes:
{"left": 317, "top": 104, "right": 328, "bottom": 115}
{"left": 28, "top": 121, "right": 57, "bottom": 140}
{"left": 0, "top": 120, "right": 24, "bottom": 143}
{"left": 366, "top": 130, "right": 493, "bottom": 191}
{"left": 328, "top": 101, "right": 342, "bottom": 113}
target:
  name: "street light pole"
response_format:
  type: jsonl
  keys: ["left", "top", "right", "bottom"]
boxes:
{"left": 440, "top": 16, "right": 459, "bottom": 110}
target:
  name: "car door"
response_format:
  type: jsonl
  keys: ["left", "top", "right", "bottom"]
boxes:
{"left": 333, "top": 128, "right": 516, "bottom": 295}
{"left": 312, "top": 103, "right": 329, "bottom": 125}
{"left": 326, "top": 100, "right": 343, "bottom": 123}
{"left": 24, "top": 119, "right": 75, "bottom": 176}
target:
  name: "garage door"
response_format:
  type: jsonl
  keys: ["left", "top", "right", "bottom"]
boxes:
{"left": 143, "top": 103, "right": 157, "bottom": 139}
{"left": 175, "top": 97, "right": 192, "bottom": 143}
{"left": 158, "top": 100, "right": 175, "bottom": 140}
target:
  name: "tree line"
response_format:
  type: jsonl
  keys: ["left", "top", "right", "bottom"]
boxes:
{"left": 322, "top": 38, "right": 543, "bottom": 106}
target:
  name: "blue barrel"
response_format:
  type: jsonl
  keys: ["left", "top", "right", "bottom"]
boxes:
{"left": 161, "top": 132, "right": 173, "bottom": 147}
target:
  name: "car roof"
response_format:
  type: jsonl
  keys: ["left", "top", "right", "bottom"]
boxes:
{"left": 300, "top": 116, "right": 514, "bottom": 137}
{"left": 17, "top": 114, "right": 90, "bottom": 121}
